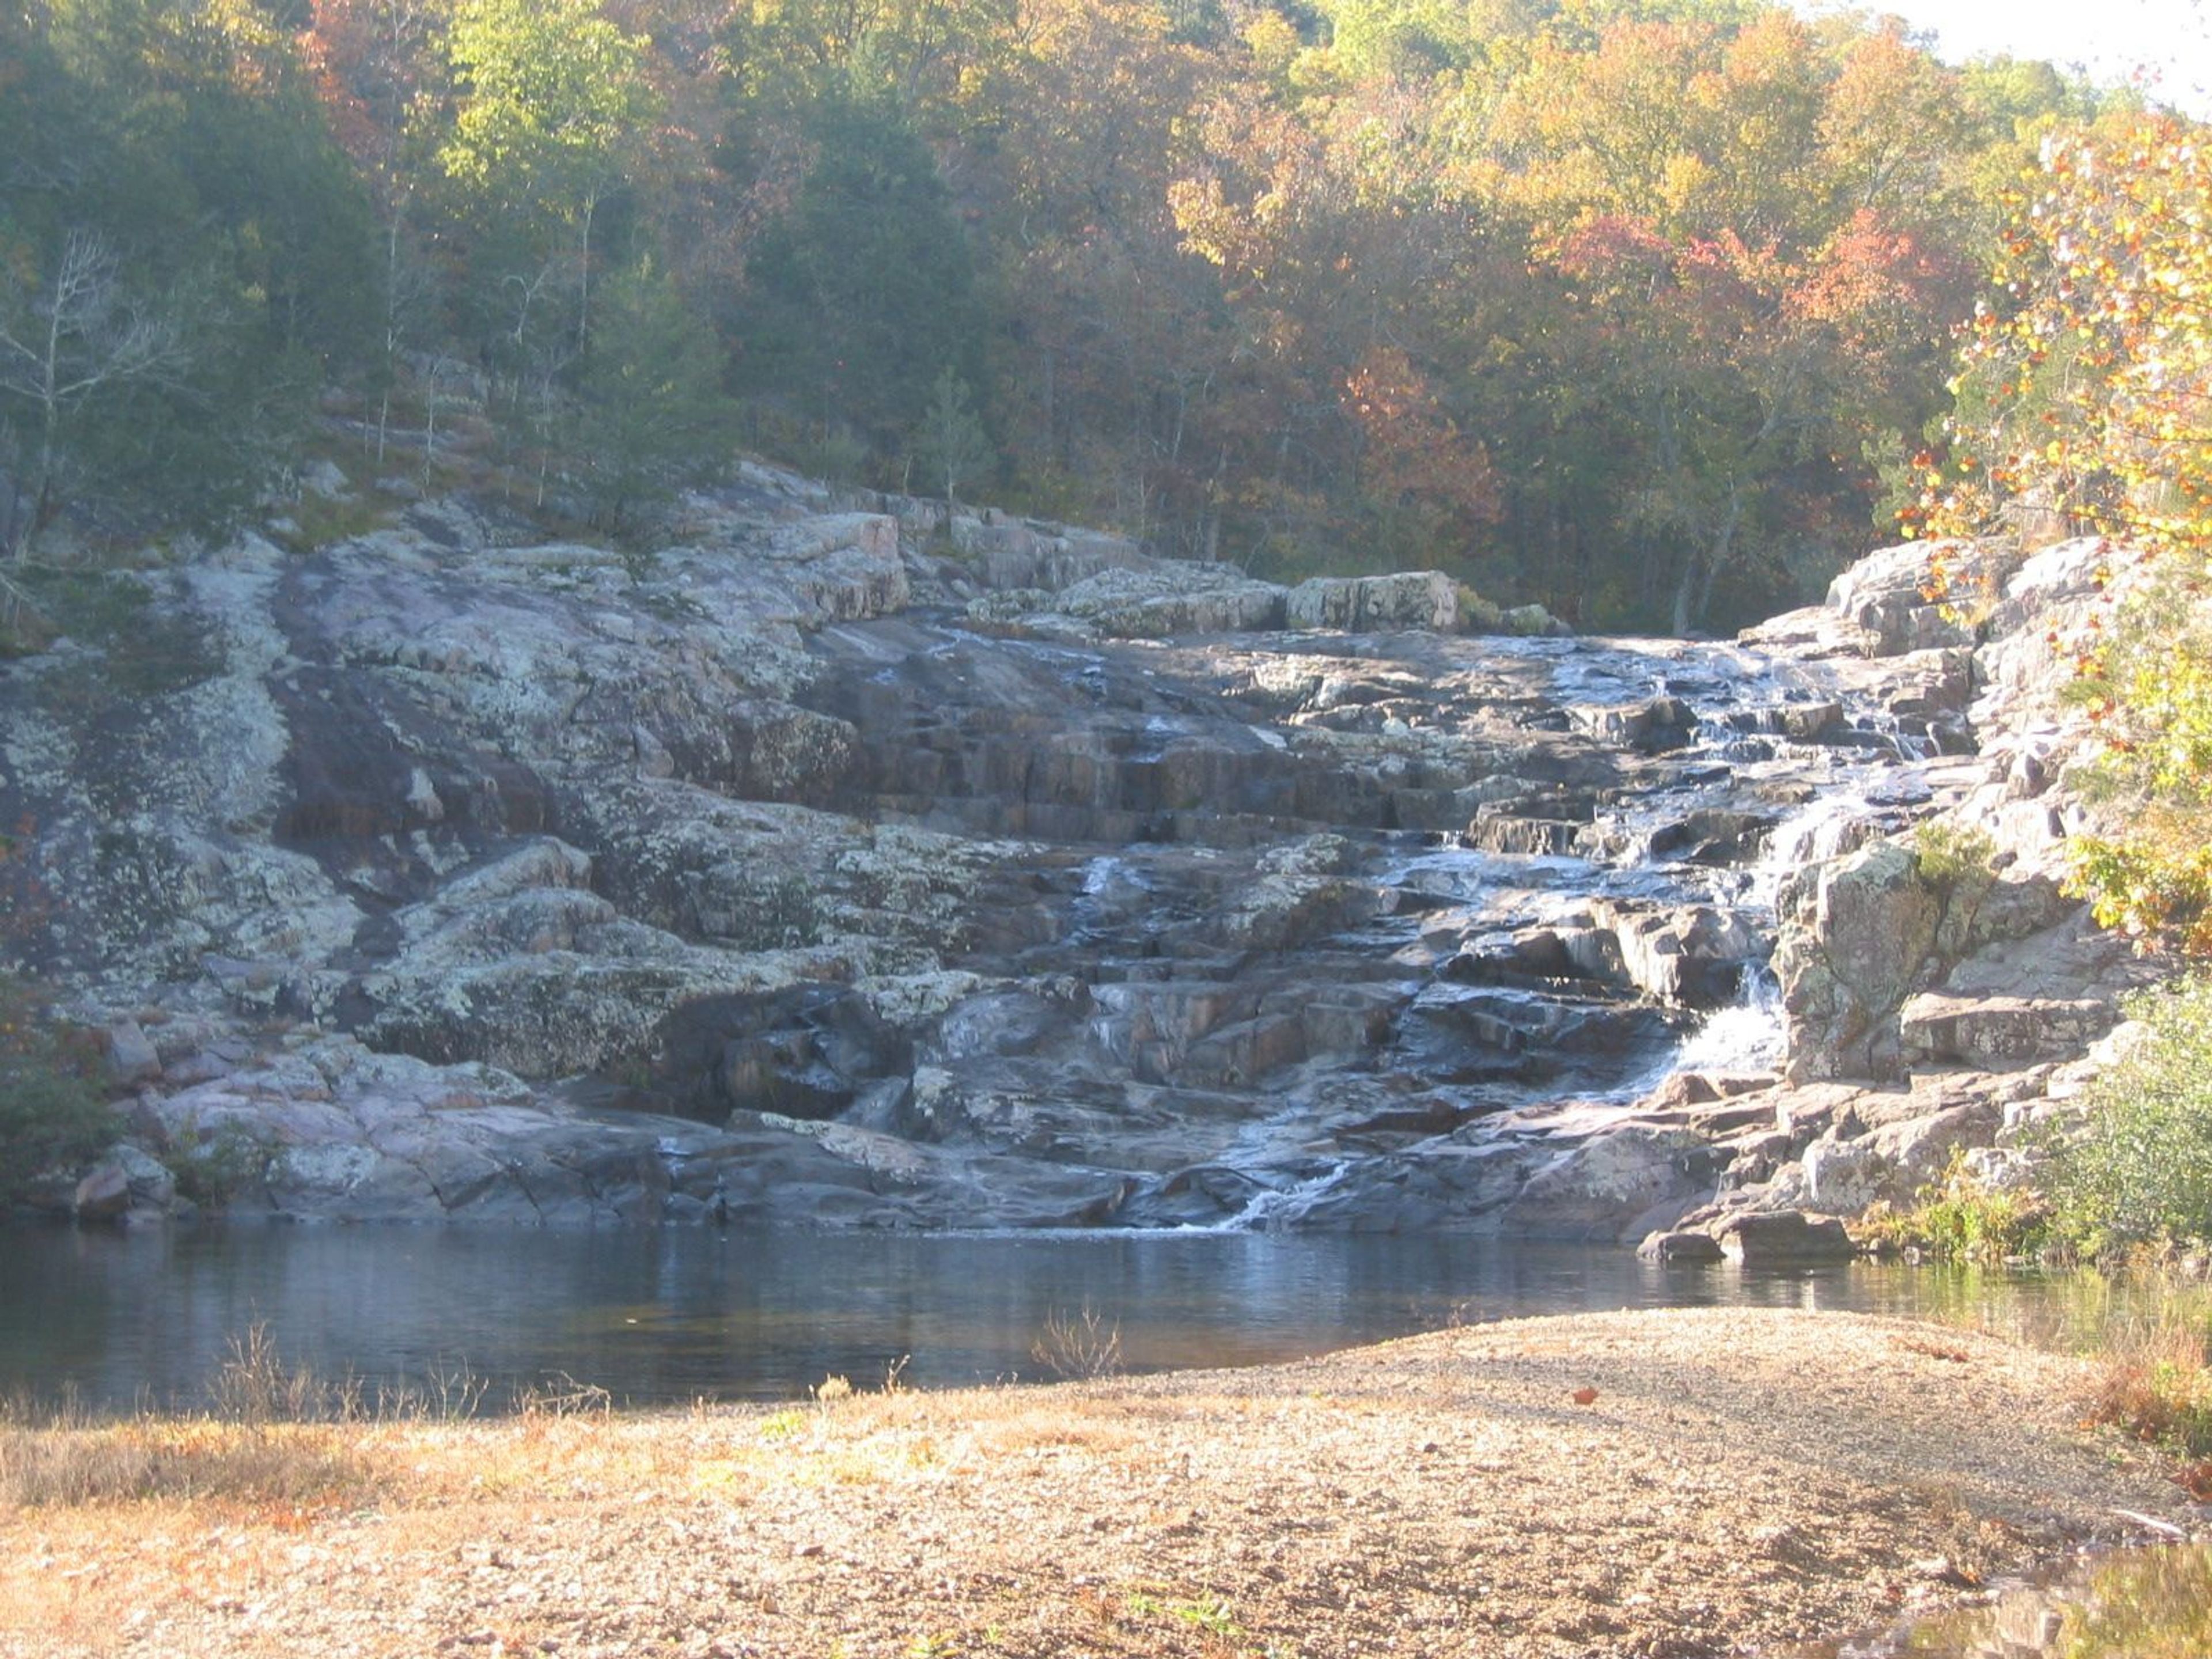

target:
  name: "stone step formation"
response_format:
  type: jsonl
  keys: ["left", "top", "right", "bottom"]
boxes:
{"left": 3, "top": 465, "right": 2159, "bottom": 1240}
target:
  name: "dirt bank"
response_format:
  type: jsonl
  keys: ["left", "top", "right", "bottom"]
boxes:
{"left": 2, "top": 1308, "right": 2196, "bottom": 1658}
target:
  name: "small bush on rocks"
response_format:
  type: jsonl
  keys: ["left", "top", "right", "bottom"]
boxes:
{"left": 164, "top": 1121, "right": 266, "bottom": 1207}
{"left": 1911, "top": 820, "right": 1997, "bottom": 897}
{"left": 0, "top": 975, "right": 116, "bottom": 1205}
{"left": 1859, "top": 1150, "right": 2048, "bottom": 1264}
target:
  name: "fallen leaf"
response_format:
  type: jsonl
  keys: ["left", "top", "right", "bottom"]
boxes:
{"left": 1893, "top": 1336, "right": 1970, "bottom": 1364}
{"left": 1571, "top": 1387, "right": 1599, "bottom": 1406}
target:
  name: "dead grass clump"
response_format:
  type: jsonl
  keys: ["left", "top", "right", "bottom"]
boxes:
{"left": 1032, "top": 1304, "right": 1123, "bottom": 1381}
{"left": 208, "top": 1322, "right": 358, "bottom": 1424}
{"left": 2085, "top": 1293, "right": 2212, "bottom": 1457}
{"left": 515, "top": 1373, "right": 613, "bottom": 1422}
{"left": 0, "top": 1406, "right": 381, "bottom": 1508}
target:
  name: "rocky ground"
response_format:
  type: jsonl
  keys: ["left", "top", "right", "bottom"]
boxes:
{"left": 0, "top": 454, "right": 2171, "bottom": 1244}
{"left": 1, "top": 1308, "right": 2194, "bottom": 1659}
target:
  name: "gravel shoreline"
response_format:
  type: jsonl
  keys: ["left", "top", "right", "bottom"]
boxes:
{"left": 3, "top": 1307, "right": 2198, "bottom": 1658}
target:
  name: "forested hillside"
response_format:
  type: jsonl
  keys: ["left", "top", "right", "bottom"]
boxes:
{"left": 0, "top": 0, "right": 2160, "bottom": 628}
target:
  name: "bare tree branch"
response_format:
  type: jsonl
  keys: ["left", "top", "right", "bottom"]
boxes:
{"left": 0, "top": 230, "right": 196, "bottom": 560}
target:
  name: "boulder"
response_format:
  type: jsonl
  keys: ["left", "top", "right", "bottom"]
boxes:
{"left": 1500, "top": 603, "right": 1571, "bottom": 638}
{"left": 1046, "top": 565, "right": 1289, "bottom": 637}
{"left": 1498, "top": 1124, "right": 1719, "bottom": 1240}
{"left": 106, "top": 1020, "right": 162, "bottom": 1085}
{"left": 1899, "top": 993, "right": 2113, "bottom": 1071}
{"left": 949, "top": 518, "right": 1147, "bottom": 592}
{"left": 1594, "top": 900, "right": 1760, "bottom": 1009}
{"left": 72, "top": 1162, "right": 132, "bottom": 1221}
{"left": 1800, "top": 1096, "right": 2002, "bottom": 1214}
{"left": 112, "top": 1143, "right": 177, "bottom": 1209}
{"left": 1824, "top": 540, "right": 2025, "bottom": 657}
{"left": 762, "top": 513, "right": 911, "bottom": 622}
{"left": 1715, "top": 1209, "right": 1857, "bottom": 1266}
{"left": 1569, "top": 698, "right": 1698, "bottom": 750}
{"left": 1775, "top": 839, "right": 1942, "bottom": 1082}
{"left": 1637, "top": 1229, "right": 1726, "bottom": 1263}
{"left": 1286, "top": 571, "right": 1457, "bottom": 632}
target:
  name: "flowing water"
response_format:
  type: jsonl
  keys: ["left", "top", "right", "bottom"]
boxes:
{"left": 0, "top": 1221, "right": 2097, "bottom": 1415}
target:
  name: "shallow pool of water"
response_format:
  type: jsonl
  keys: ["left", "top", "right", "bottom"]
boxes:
{"left": 1785, "top": 1543, "right": 2212, "bottom": 1658}
{"left": 0, "top": 1222, "right": 2093, "bottom": 1413}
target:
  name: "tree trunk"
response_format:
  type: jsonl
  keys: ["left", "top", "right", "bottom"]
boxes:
{"left": 577, "top": 193, "right": 597, "bottom": 353}
{"left": 1673, "top": 482, "right": 1741, "bottom": 636}
{"left": 376, "top": 200, "right": 408, "bottom": 467}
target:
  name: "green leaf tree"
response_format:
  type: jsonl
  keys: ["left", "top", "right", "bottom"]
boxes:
{"left": 436, "top": 0, "right": 656, "bottom": 349}
{"left": 735, "top": 92, "right": 984, "bottom": 452}
{"left": 1919, "top": 113, "right": 2212, "bottom": 948}
{"left": 911, "top": 365, "right": 994, "bottom": 507}
{"left": 573, "top": 258, "right": 734, "bottom": 531}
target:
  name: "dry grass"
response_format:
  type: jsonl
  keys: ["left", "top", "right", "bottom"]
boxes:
{"left": 1, "top": 1310, "right": 2198, "bottom": 1659}
{"left": 0, "top": 1321, "right": 495, "bottom": 1510}
{"left": 2086, "top": 1290, "right": 2212, "bottom": 1457}
{"left": 1888, "top": 1255, "right": 2212, "bottom": 1459}
{"left": 0, "top": 1407, "right": 382, "bottom": 1509}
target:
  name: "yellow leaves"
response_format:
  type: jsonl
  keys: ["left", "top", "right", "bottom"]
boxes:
{"left": 436, "top": 0, "right": 654, "bottom": 206}
{"left": 1922, "top": 109, "right": 2212, "bottom": 561}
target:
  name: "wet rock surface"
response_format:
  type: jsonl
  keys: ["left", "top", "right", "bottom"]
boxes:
{"left": 0, "top": 463, "right": 2161, "bottom": 1234}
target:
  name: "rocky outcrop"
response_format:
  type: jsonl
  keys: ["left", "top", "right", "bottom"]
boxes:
{"left": 1286, "top": 571, "right": 1457, "bottom": 631}
{"left": 1681, "top": 536, "right": 2171, "bottom": 1240}
{"left": 1821, "top": 539, "right": 2024, "bottom": 657}
{"left": 965, "top": 553, "right": 1567, "bottom": 643}
{"left": 0, "top": 456, "right": 2164, "bottom": 1238}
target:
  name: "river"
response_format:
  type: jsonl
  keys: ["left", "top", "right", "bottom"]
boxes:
{"left": 1, "top": 1221, "right": 2082, "bottom": 1414}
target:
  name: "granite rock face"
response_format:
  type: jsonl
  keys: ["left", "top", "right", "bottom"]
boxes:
{"left": 0, "top": 472, "right": 2161, "bottom": 1235}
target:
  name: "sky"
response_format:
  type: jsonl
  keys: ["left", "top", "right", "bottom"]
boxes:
{"left": 1796, "top": 0, "right": 2212, "bottom": 115}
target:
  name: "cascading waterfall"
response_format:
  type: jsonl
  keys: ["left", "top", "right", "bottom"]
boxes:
{"left": 1201, "top": 640, "right": 1928, "bottom": 1232}
{"left": 1671, "top": 973, "right": 1785, "bottom": 1074}
{"left": 1668, "top": 791, "right": 1886, "bottom": 1077}
{"left": 1218, "top": 1161, "right": 1354, "bottom": 1232}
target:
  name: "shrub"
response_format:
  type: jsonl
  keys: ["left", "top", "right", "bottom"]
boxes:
{"left": 1030, "top": 1304, "right": 1123, "bottom": 1381}
{"left": 1911, "top": 820, "right": 1997, "bottom": 895}
{"left": 2061, "top": 570, "right": 2212, "bottom": 951}
{"left": 2046, "top": 975, "right": 2212, "bottom": 1258}
{"left": 164, "top": 1121, "right": 266, "bottom": 1207}
{"left": 0, "top": 975, "right": 116, "bottom": 1205}
{"left": 1860, "top": 1149, "right": 2048, "bottom": 1264}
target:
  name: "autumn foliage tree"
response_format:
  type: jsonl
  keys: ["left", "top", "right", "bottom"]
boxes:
{"left": 0, "top": 0, "right": 2154, "bottom": 623}
{"left": 1919, "top": 113, "right": 2212, "bottom": 948}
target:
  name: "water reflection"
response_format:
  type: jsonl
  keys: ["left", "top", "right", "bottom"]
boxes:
{"left": 1789, "top": 1545, "right": 2212, "bottom": 1658}
{"left": 0, "top": 1222, "right": 2103, "bottom": 1413}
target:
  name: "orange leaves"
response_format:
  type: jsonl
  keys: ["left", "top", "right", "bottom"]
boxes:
{"left": 1341, "top": 346, "right": 1502, "bottom": 527}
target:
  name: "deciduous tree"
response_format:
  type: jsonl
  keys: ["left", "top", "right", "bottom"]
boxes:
{"left": 1921, "top": 113, "right": 2212, "bottom": 946}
